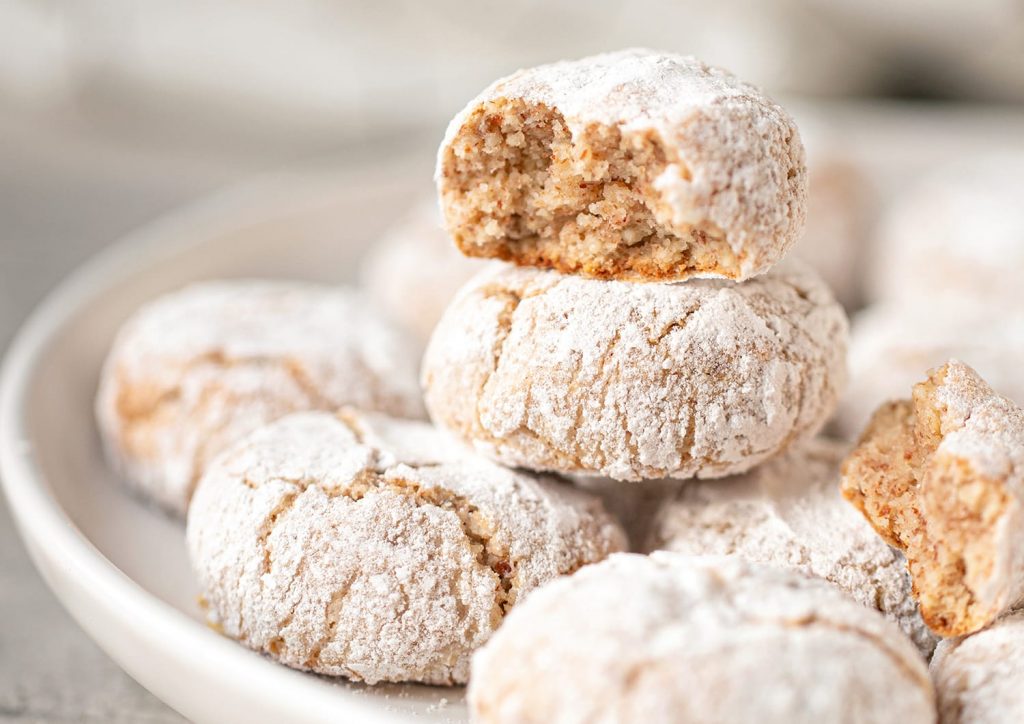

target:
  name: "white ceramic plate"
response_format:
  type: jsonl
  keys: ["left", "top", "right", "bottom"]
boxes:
{"left": 0, "top": 160, "right": 467, "bottom": 723}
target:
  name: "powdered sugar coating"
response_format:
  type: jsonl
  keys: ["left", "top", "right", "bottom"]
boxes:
{"left": 186, "top": 409, "right": 625, "bottom": 685}
{"left": 359, "top": 200, "right": 484, "bottom": 347}
{"left": 438, "top": 48, "right": 806, "bottom": 282}
{"left": 834, "top": 301, "right": 1024, "bottom": 439}
{"left": 469, "top": 553, "right": 935, "bottom": 724}
{"left": 422, "top": 259, "right": 848, "bottom": 481}
{"left": 650, "top": 437, "right": 936, "bottom": 655}
{"left": 931, "top": 610, "right": 1024, "bottom": 724}
{"left": 96, "top": 280, "right": 424, "bottom": 515}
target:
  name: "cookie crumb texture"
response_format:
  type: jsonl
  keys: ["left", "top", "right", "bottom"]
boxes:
{"left": 186, "top": 409, "right": 625, "bottom": 685}
{"left": 842, "top": 361, "right": 1024, "bottom": 637}
{"left": 931, "top": 610, "right": 1024, "bottom": 724}
{"left": 423, "top": 260, "right": 847, "bottom": 482}
{"left": 650, "top": 437, "right": 937, "bottom": 656}
{"left": 437, "top": 49, "right": 806, "bottom": 282}
{"left": 468, "top": 553, "right": 935, "bottom": 724}
{"left": 95, "top": 280, "right": 424, "bottom": 515}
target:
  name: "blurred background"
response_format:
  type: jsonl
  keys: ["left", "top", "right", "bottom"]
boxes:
{"left": 1, "top": 1, "right": 1022, "bottom": 720}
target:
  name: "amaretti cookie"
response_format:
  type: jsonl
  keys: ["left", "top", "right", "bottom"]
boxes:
{"left": 359, "top": 200, "right": 483, "bottom": 346}
{"left": 422, "top": 259, "right": 847, "bottom": 482}
{"left": 649, "top": 437, "right": 936, "bottom": 655}
{"left": 96, "top": 280, "right": 423, "bottom": 514}
{"left": 468, "top": 553, "right": 935, "bottom": 724}
{"left": 931, "top": 610, "right": 1024, "bottom": 724}
{"left": 866, "top": 155, "right": 1024, "bottom": 306}
{"left": 833, "top": 301, "right": 1024, "bottom": 439}
{"left": 437, "top": 48, "right": 807, "bottom": 282}
{"left": 842, "top": 360, "right": 1024, "bottom": 636}
{"left": 187, "top": 409, "right": 625, "bottom": 686}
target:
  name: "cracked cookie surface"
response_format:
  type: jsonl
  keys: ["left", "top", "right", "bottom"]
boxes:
{"left": 931, "top": 610, "right": 1024, "bottom": 724}
{"left": 186, "top": 409, "right": 625, "bottom": 685}
{"left": 468, "top": 553, "right": 935, "bottom": 724}
{"left": 841, "top": 360, "right": 1024, "bottom": 637}
{"left": 649, "top": 437, "right": 936, "bottom": 656}
{"left": 437, "top": 49, "right": 806, "bottom": 282}
{"left": 96, "top": 280, "right": 424, "bottom": 515}
{"left": 422, "top": 259, "right": 847, "bottom": 481}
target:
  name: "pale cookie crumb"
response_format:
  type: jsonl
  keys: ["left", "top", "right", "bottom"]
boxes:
{"left": 841, "top": 360, "right": 1024, "bottom": 636}
{"left": 437, "top": 48, "right": 806, "bottom": 282}
{"left": 650, "top": 437, "right": 937, "bottom": 656}
{"left": 423, "top": 259, "right": 848, "bottom": 482}
{"left": 187, "top": 409, "right": 625, "bottom": 686}
{"left": 468, "top": 553, "right": 935, "bottom": 724}
{"left": 96, "top": 280, "right": 424, "bottom": 515}
{"left": 931, "top": 610, "right": 1024, "bottom": 724}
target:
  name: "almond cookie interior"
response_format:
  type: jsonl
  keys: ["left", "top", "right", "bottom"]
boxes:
{"left": 441, "top": 98, "right": 739, "bottom": 281}
{"left": 841, "top": 361, "right": 1019, "bottom": 636}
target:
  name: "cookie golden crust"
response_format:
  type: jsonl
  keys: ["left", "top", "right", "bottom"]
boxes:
{"left": 649, "top": 437, "right": 937, "bottom": 656}
{"left": 931, "top": 611, "right": 1024, "bottom": 724}
{"left": 422, "top": 260, "right": 847, "bottom": 482}
{"left": 186, "top": 409, "right": 625, "bottom": 686}
{"left": 841, "top": 361, "right": 1024, "bottom": 637}
{"left": 468, "top": 553, "right": 935, "bottom": 724}
{"left": 437, "top": 49, "right": 806, "bottom": 282}
{"left": 96, "top": 280, "right": 424, "bottom": 515}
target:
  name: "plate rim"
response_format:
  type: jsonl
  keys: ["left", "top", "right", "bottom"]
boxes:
{"left": 0, "top": 164, "right": 439, "bottom": 724}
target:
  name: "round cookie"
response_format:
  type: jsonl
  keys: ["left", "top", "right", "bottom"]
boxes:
{"left": 931, "top": 611, "right": 1024, "bottom": 724}
{"left": 187, "top": 409, "right": 625, "bottom": 686}
{"left": 96, "top": 280, "right": 424, "bottom": 515}
{"left": 422, "top": 259, "right": 848, "bottom": 482}
{"left": 359, "top": 200, "right": 484, "bottom": 347}
{"left": 468, "top": 553, "right": 936, "bottom": 724}
{"left": 842, "top": 360, "right": 1024, "bottom": 636}
{"left": 649, "top": 437, "right": 936, "bottom": 656}
{"left": 437, "top": 48, "right": 807, "bottom": 282}
{"left": 865, "top": 155, "right": 1024, "bottom": 306}
{"left": 833, "top": 301, "right": 1024, "bottom": 439}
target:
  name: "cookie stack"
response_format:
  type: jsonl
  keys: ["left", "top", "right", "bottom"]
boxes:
{"left": 425, "top": 48, "right": 847, "bottom": 495}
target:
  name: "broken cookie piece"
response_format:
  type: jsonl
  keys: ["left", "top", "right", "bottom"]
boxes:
{"left": 437, "top": 49, "right": 806, "bottom": 282}
{"left": 186, "top": 408, "right": 624, "bottom": 685}
{"left": 841, "top": 360, "right": 1024, "bottom": 637}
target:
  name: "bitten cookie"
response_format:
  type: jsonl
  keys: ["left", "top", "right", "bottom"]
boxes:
{"left": 187, "top": 409, "right": 625, "bottom": 686}
{"left": 842, "top": 360, "right": 1024, "bottom": 636}
{"left": 468, "top": 553, "right": 935, "bottom": 724}
{"left": 931, "top": 611, "right": 1024, "bottom": 724}
{"left": 96, "top": 280, "right": 423, "bottom": 515}
{"left": 649, "top": 437, "right": 936, "bottom": 656}
{"left": 437, "top": 48, "right": 807, "bottom": 282}
{"left": 833, "top": 301, "right": 1024, "bottom": 439}
{"left": 422, "top": 260, "right": 847, "bottom": 482}
{"left": 359, "top": 200, "right": 483, "bottom": 346}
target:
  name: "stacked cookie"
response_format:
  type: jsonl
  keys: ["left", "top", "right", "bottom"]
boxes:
{"left": 424, "top": 48, "right": 847, "bottom": 486}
